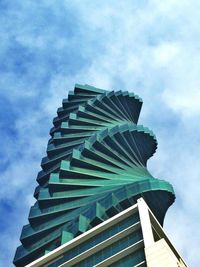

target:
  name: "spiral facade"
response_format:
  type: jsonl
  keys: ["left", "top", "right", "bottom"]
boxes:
{"left": 14, "top": 84, "right": 175, "bottom": 266}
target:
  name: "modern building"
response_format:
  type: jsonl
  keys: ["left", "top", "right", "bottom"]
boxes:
{"left": 25, "top": 198, "right": 187, "bottom": 267}
{"left": 14, "top": 84, "right": 187, "bottom": 267}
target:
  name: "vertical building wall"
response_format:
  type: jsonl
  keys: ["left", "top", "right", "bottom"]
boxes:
{"left": 138, "top": 198, "right": 187, "bottom": 267}
{"left": 145, "top": 239, "right": 187, "bottom": 267}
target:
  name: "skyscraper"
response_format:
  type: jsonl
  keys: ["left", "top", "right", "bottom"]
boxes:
{"left": 14, "top": 84, "right": 186, "bottom": 267}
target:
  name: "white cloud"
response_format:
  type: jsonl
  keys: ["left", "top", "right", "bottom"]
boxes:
{"left": 153, "top": 42, "right": 180, "bottom": 66}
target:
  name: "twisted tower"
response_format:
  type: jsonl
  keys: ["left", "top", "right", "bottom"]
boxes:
{"left": 14, "top": 84, "right": 175, "bottom": 266}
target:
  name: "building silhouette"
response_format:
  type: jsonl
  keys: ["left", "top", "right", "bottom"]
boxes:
{"left": 14, "top": 84, "right": 187, "bottom": 267}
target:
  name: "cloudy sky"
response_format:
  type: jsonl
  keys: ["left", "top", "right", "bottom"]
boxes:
{"left": 0, "top": 0, "right": 199, "bottom": 266}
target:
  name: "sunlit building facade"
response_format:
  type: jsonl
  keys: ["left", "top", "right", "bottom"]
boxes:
{"left": 14, "top": 84, "right": 187, "bottom": 267}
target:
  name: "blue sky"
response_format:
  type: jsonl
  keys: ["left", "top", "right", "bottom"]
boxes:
{"left": 0, "top": 0, "right": 199, "bottom": 266}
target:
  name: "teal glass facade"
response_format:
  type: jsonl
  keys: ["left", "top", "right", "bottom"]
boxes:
{"left": 47, "top": 212, "right": 140, "bottom": 266}
{"left": 14, "top": 84, "right": 175, "bottom": 266}
{"left": 43, "top": 212, "right": 145, "bottom": 267}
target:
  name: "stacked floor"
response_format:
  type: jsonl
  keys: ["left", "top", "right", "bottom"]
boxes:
{"left": 14, "top": 84, "right": 175, "bottom": 266}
